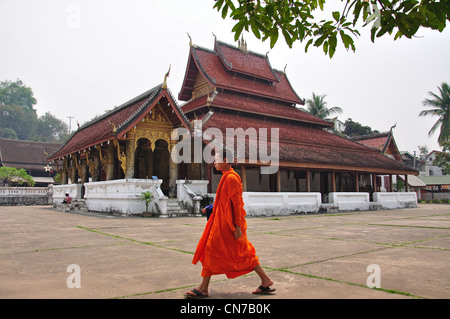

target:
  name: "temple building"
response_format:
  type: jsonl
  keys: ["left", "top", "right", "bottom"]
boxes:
{"left": 48, "top": 75, "right": 191, "bottom": 198}
{"left": 48, "top": 38, "right": 418, "bottom": 216}
{"left": 178, "top": 38, "right": 417, "bottom": 197}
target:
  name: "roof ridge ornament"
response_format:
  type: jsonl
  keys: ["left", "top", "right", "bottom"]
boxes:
{"left": 162, "top": 65, "right": 171, "bottom": 89}
{"left": 238, "top": 35, "right": 248, "bottom": 54}
{"left": 187, "top": 32, "right": 197, "bottom": 48}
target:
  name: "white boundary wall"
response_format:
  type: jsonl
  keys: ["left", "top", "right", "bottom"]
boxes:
{"left": 243, "top": 192, "right": 322, "bottom": 216}
{"left": 373, "top": 192, "right": 418, "bottom": 209}
{"left": 329, "top": 192, "right": 370, "bottom": 211}
{"left": 83, "top": 179, "right": 167, "bottom": 216}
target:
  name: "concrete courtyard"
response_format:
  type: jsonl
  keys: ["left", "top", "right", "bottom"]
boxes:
{"left": 0, "top": 204, "right": 449, "bottom": 299}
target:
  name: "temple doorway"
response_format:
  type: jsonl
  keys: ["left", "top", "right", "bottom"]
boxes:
{"left": 153, "top": 139, "right": 170, "bottom": 194}
{"left": 133, "top": 138, "right": 170, "bottom": 194}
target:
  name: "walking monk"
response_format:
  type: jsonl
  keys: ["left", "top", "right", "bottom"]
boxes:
{"left": 185, "top": 149, "right": 275, "bottom": 298}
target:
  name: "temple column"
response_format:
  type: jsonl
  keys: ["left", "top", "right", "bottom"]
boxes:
{"left": 169, "top": 141, "right": 178, "bottom": 198}
{"left": 405, "top": 174, "right": 409, "bottom": 192}
{"left": 306, "top": 169, "right": 311, "bottom": 192}
{"left": 70, "top": 163, "right": 78, "bottom": 184}
{"left": 93, "top": 155, "right": 101, "bottom": 181}
{"left": 125, "top": 138, "right": 135, "bottom": 179}
{"left": 106, "top": 143, "right": 115, "bottom": 180}
{"left": 355, "top": 172, "right": 359, "bottom": 192}
{"left": 241, "top": 165, "right": 247, "bottom": 192}
{"left": 372, "top": 173, "right": 378, "bottom": 192}
{"left": 276, "top": 168, "right": 281, "bottom": 192}
{"left": 331, "top": 170, "right": 336, "bottom": 193}
{"left": 389, "top": 174, "right": 393, "bottom": 192}
{"left": 80, "top": 159, "right": 89, "bottom": 183}
{"left": 61, "top": 169, "right": 68, "bottom": 185}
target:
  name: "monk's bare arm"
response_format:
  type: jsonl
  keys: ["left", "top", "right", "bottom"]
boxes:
{"left": 227, "top": 175, "right": 245, "bottom": 231}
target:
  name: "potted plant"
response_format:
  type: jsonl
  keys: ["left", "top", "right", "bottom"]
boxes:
{"left": 140, "top": 191, "right": 154, "bottom": 217}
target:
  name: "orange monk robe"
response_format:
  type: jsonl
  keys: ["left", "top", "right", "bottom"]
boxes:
{"left": 192, "top": 168, "right": 259, "bottom": 279}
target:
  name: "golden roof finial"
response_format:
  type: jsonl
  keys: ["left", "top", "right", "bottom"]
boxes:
{"left": 238, "top": 35, "right": 248, "bottom": 53}
{"left": 284, "top": 64, "right": 287, "bottom": 74}
{"left": 212, "top": 32, "right": 217, "bottom": 42}
{"left": 162, "top": 65, "right": 171, "bottom": 89}
{"left": 187, "top": 32, "right": 193, "bottom": 47}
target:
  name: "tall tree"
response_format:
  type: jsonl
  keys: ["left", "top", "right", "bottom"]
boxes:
{"left": 35, "top": 112, "right": 70, "bottom": 143}
{"left": 214, "top": 0, "right": 450, "bottom": 58}
{"left": 419, "top": 82, "right": 450, "bottom": 146}
{"left": 0, "top": 80, "right": 70, "bottom": 143}
{"left": 0, "top": 103, "right": 37, "bottom": 140}
{"left": 302, "top": 93, "right": 343, "bottom": 120}
{"left": 0, "top": 79, "right": 37, "bottom": 110}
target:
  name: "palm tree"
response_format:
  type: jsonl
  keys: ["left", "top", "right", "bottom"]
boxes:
{"left": 419, "top": 82, "right": 450, "bottom": 146}
{"left": 303, "top": 93, "right": 343, "bottom": 120}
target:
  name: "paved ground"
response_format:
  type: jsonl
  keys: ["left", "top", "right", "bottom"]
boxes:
{"left": 0, "top": 204, "right": 449, "bottom": 300}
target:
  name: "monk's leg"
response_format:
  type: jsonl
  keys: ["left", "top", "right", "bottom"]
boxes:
{"left": 253, "top": 264, "right": 274, "bottom": 292}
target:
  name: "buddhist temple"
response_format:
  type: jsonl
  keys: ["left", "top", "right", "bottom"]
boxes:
{"left": 178, "top": 38, "right": 417, "bottom": 196}
{"left": 48, "top": 37, "right": 419, "bottom": 216}
{"left": 48, "top": 75, "right": 192, "bottom": 198}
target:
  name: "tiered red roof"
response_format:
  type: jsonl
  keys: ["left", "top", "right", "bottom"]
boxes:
{"left": 49, "top": 85, "right": 190, "bottom": 161}
{"left": 179, "top": 43, "right": 303, "bottom": 105}
{"left": 214, "top": 41, "right": 279, "bottom": 83}
{"left": 179, "top": 39, "right": 417, "bottom": 175}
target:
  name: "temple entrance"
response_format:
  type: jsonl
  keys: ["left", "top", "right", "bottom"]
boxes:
{"left": 134, "top": 138, "right": 170, "bottom": 195}
{"left": 153, "top": 139, "right": 170, "bottom": 194}
{"left": 135, "top": 138, "right": 152, "bottom": 179}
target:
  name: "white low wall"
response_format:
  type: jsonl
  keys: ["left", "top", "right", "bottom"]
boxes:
{"left": 329, "top": 192, "right": 370, "bottom": 211}
{"left": 1, "top": 186, "right": 53, "bottom": 205}
{"left": 53, "top": 184, "right": 82, "bottom": 207}
{"left": 83, "top": 179, "right": 167, "bottom": 216}
{"left": 243, "top": 192, "right": 322, "bottom": 216}
{"left": 373, "top": 192, "right": 418, "bottom": 209}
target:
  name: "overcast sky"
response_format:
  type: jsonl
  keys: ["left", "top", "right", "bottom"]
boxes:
{"left": 1, "top": 0, "right": 449, "bottom": 155}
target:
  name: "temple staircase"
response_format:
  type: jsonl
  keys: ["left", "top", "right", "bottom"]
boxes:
{"left": 165, "top": 198, "right": 190, "bottom": 217}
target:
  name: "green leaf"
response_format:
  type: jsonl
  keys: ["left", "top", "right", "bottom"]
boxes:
{"left": 213, "top": 0, "right": 224, "bottom": 10}
{"left": 251, "top": 21, "right": 261, "bottom": 39}
{"left": 270, "top": 28, "right": 279, "bottom": 48}
{"left": 221, "top": 4, "right": 229, "bottom": 19}
{"left": 332, "top": 11, "right": 340, "bottom": 22}
{"left": 282, "top": 28, "right": 293, "bottom": 48}
{"left": 232, "top": 21, "right": 245, "bottom": 41}
{"left": 339, "top": 30, "right": 354, "bottom": 51}
{"left": 323, "top": 40, "right": 329, "bottom": 54}
{"left": 305, "top": 38, "right": 314, "bottom": 52}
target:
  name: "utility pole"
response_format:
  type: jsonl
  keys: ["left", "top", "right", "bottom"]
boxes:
{"left": 67, "top": 116, "right": 74, "bottom": 134}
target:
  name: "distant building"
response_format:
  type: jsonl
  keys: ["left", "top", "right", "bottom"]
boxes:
{"left": 0, "top": 139, "right": 61, "bottom": 186}
{"left": 418, "top": 150, "right": 444, "bottom": 176}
